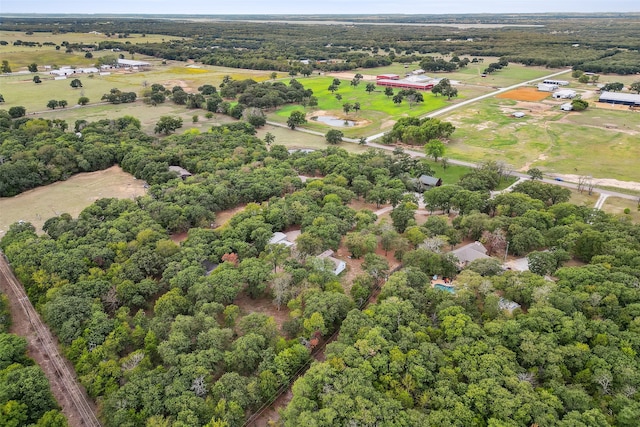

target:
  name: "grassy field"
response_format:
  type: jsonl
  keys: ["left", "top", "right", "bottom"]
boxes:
{"left": 0, "top": 30, "right": 185, "bottom": 69}
{"left": 367, "top": 60, "right": 565, "bottom": 89}
{"left": 0, "top": 166, "right": 146, "bottom": 236}
{"left": 442, "top": 97, "right": 640, "bottom": 181}
{"left": 601, "top": 197, "right": 640, "bottom": 223}
{"left": 268, "top": 76, "right": 451, "bottom": 138}
{"left": 0, "top": 63, "right": 280, "bottom": 113}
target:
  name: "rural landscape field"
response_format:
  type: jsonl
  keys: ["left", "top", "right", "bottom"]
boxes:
{"left": 1, "top": 10, "right": 640, "bottom": 427}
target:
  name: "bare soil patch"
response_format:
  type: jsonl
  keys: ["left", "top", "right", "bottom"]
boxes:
{"left": 213, "top": 204, "right": 248, "bottom": 229}
{"left": 234, "top": 292, "right": 291, "bottom": 333}
{"left": 497, "top": 87, "right": 550, "bottom": 102}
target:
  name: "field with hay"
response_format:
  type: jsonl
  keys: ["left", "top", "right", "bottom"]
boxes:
{"left": 497, "top": 87, "right": 551, "bottom": 102}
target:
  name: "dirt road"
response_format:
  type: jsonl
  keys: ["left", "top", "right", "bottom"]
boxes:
{"left": 0, "top": 252, "right": 101, "bottom": 427}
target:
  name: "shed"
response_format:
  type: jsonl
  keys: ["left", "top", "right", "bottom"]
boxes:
{"left": 117, "top": 58, "right": 151, "bottom": 68}
{"left": 168, "top": 166, "right": 192, "bottom": 180}
{"left": 537, "top": 83, "right": 558, "bottom": 92}
{"left": 450, "top": 241, "right": 490, "bottom": 268}
{"left": 416, "top": 175, "right": 442, "bottom": 191}
{"left": 512, "top": 112, "right": 526, "bottom": 118}
{"left": 560, "top": 103, "right": 573, "bottom": 111}
{"left": 598, "top": 91, "right": 640, "bottom": 107}
{"left": 552, "top": 89, "right": 576, "bottom": 99}
{"left": 542, "top": 79, "right": 569, "bottom": 86}
{"left": 317, "top": 250, "right": 346, "bottom": 275}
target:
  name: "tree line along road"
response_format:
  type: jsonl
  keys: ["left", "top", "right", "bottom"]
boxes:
{"left": 0, "top": 251, "right": 102, "bottom": 427}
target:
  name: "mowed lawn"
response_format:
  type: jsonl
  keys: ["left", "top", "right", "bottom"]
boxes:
{"left": 0, "top": 166, "right": 146, "bottom": 237}
{"left": 269, "top": 76, "right": 451, "bottom": 138}
{"left": 442, "top": 98, "right": 640, "bottom": 182}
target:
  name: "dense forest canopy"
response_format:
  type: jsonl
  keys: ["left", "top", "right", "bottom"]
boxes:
{"left": 1, "top": 108, "right": 640, "bottom": 425}
{"left": 1, "top": 15, "right": 639, "bottom": 72}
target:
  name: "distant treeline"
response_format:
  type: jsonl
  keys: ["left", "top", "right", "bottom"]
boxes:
{"left": 1, "top": 16, "right": 639, "bottom": 73}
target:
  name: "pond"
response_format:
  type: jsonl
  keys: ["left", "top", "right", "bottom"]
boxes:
{"left": 311, "top": 115, "right": 356, "bottom": 127}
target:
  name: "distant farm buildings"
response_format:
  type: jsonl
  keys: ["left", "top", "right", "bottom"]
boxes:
{"left": 376, "top": 73, "right": 437, "bottom": 91}
{"left": 537, "top": 83, "right": 558, "bottom": 92}
{"left": 552, "top": 89, "right": 577, "bottom": 99}
{"left": 542, "top": 79, "right": 570, "bottom": 86}
{"left": 117, "top": 58, "right": 151, "bottom": 70}
{"left": 598, "top": 91, "right": 640, "bottom": 107}
{"left": 49, "top": 66, "right": 99, "bottom": 76}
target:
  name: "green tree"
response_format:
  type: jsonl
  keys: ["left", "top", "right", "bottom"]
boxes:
{"left": 77, "top": 96, "right": 89, "bottom": 105}
{"left": 325, "top": 129, "right": 344, "bottom": 145}
{"left": 571, "top": 99, "right": 589, "bottom": 111}
{"left": 601, "top": 82, "right": 623, "bottom": 92}
{"left": 8, "top": 106, "right": 26, "bottom": 118}
{"left": 47, "top": 100, "right": 59, "bottom": 109}
{"left": 70, "top": 79, "right": 82, "bottom": 88}
{"left": 384, "top": 87, "right": 394, "bottom": 98}
{"left": 154, "top": 116, "right": 183, "bottom": 135}
{"left": 58, "top": 100, "right": 67, "bottom": 108}
{"left": 287, "top": 111, "right": 307, "bottom": 130}
{"left": 28, "top": 63, "right": 38, "bottom": 72}
{"left": 527, "top": 168, "right": 543, "bottom": 180}
{"left": 264, "top": 132, "right": 275, "bottom": 146}
{"left": 33, "top": 75, "right": 41, "bottom": 84}
{"left": 630, "top": 81, "right": 640, "bottom": 94}
{"left": 425, "top": 139, "right": 446, "bottom": 162}
{"left": 344, "top": 231, "right": 377, "bottom": 259}
{"left": 1, "top": 60, "right": 11, "bottom": 73}
{"left": 366, "top": 83, "right": 376, "bottom": 94}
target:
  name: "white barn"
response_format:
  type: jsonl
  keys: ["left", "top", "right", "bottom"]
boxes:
{"left": 560, "top": 103, "right": 573, "bottom": 111}
{"left": 553, "top": 89, "right": 576, "bottom": 99}
{"left": 538, "top": 83, "right": 558, "bottom": 92}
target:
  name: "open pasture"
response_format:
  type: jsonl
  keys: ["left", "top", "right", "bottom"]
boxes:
{"left": 443, "top": 98, "right": 640, "bottom": 182}
{"left": 0, "top": 166, "right": 146, "bottom": 237}
{"left": 0, "top": 62, "right": 278, "bottom": 113}
{"left": 368, "top": 59, "right": 564, "bottom": 88}
{"left": 497, "top": 87, "right": 551, "bottom": 102}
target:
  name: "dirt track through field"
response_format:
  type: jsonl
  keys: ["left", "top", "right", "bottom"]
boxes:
{"left": 0, "top": 252, "right": 101, "bottom": 427}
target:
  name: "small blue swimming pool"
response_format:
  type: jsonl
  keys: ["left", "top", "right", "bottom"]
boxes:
{"left": 434, "top": 284, "right": 455, "bottom": 294}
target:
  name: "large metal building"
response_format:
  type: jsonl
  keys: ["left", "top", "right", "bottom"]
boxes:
{"left": 598, "top": 91, "right": 640, "bottom": 106}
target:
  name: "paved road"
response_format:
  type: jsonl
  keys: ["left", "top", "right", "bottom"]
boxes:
{"left": 268, "top": 68, "right": 639, "bottom": 203}
{"left": 365, "top": 68, "right": 573, "bottom": 142}
{"left": 0, "top": 252, "right": 101, "bottom": 427}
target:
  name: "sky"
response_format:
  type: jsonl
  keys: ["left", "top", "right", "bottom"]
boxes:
{"left": 1, "top": 0, "right": 638, "bottom": 15}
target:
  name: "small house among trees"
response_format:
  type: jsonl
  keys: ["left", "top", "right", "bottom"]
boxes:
{"left": 317, "top": 250, "right": 346, "bottom": 275}
{"left": 168, "top": 166, "right": 192, "bottom": 180}
{"left": 450, "top": 241, "right": 490, "bottom": 269}
{"left": 414, "top": 175, "right": 442, "bottom": 192}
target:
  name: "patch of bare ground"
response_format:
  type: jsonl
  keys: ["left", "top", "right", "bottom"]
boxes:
{"left": 213, "top": 204, "right": 247, "bottom": 229}
{"left": 234, "top": 292, "right": 291, "bottom": 333}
